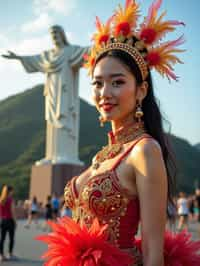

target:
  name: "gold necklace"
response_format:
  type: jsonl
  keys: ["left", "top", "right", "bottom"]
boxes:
{"left": 92, "top": 122, "right": 146, "bottom": 169}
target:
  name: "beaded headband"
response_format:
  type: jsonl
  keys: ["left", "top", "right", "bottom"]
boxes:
{"left": 84, "top": 0, "right": 185, "bottom": 81}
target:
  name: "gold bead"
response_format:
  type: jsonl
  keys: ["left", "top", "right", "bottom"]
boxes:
{"left": 135, "top": 110, "right": 143, "bottom": 118}
{"left": 111, "top": 207, "right": 116, "bottom": 211}
{"left": 99, "top": 115, "right": 105, "bottom": 127}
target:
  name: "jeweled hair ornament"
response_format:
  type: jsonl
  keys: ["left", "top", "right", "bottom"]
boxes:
{"left": 84, "top": 0, "right": 185, "bottom": 81}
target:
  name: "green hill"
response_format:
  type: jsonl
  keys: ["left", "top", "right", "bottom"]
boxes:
{"left": 0, "top": 85, "right": 199, "bottom": 199}
{"left": 195, "top": 143, "right": 200, "bottom": 151}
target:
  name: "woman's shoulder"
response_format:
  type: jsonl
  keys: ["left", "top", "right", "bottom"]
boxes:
{"left": 128, "top": 134, "right": 163, "bottom": 167}
{"left": 130, "top": 134, "right": 161, "bottom": 156}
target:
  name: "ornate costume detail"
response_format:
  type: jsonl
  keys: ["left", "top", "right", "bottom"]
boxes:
{"left": 95, "top": 42, "right": 148, "bottom": 81}
{"left": 63, "top": 135, "right": 151, "bottom": 252}
{"left": 92, "top": 121, "right": 146, "bottom": 169}
{"left": 80, "top": 172, "right": 130, "bottom": 245}
{"left": 135, "top": 101, "right": 144, "bottom": 122}
{"left": 92, "top": 144, "right": 122, "bottom": 170}
{"left": 64, "top": 178, "right": 76, "bottom": 209}
{"left": 84, "top": 0, "right": 185, "bottom": 81}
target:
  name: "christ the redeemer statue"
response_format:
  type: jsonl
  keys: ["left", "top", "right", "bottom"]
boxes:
{"left": 2, "top": 25, "right": 88, "bottom": 165}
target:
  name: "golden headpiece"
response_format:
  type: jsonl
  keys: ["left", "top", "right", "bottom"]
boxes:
{"left": 84, "top": 0, "right": 185, "bottom": 81}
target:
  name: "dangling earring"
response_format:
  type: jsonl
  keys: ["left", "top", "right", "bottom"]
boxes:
{"left": 98, "top": 115, "right": 105, "bottom": 127}
{"left": 135, "top": 100, "right": 144, "bottom": 122}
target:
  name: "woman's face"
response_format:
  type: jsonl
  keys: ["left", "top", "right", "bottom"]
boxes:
{"left": 9, "top": 189, "right": 14, "bottom": 196}
{"left": 92, "top": 56, "right": 138, "bottom": 123}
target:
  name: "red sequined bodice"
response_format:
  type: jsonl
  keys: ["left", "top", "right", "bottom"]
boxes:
{"left": 64, "top": 136, "right": 151, "bottom": 250}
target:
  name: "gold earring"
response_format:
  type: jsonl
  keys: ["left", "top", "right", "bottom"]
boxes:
{"left": 135, "top": 100, "right": 144, "bottom": 122}
{"left": 98, "top": 115, "right": 105, "bottom": 127}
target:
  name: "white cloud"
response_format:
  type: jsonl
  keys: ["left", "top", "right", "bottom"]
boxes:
{"left": 21, "top": 13, "right": 53, "bottom": 33}
{"left": 33, "top": 0, "right": 77, "bottom": 15}
{"left": 16, "top": 35, "right": 52, "bottom": 54}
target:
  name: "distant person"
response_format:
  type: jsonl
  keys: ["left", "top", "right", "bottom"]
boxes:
{"left": 167, "top": 198, "right": 177, "bottom": 232}
{"left": 60, "top": 200, "right": 71, "bottom": 218}
{"left": 51, "top": 193, "right": 60, "bottom": 221}
{"left": 42, "top": 195, "right": 53, "bottom": 232}
{"left": 24, "top": 196, "right": 39, "bottom": 228}
{"left": 195, "top": 188, "right": 200, "bottom": 222}
{"left": 188, "top": 195, "right": 195, "bottom": 221}
{"left": 0, "top": 185, "right": 16, "bottom": 261}
{"left": 193, "top": 199, "right": 200, "bottom": 222}
{"left": 177, "top": 192, "right": 189, "bottom": 231}
{"left": 195, "top": 188, "right": 200, "bottom": 236}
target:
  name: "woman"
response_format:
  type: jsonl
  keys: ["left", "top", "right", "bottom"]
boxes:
{"left": 177, "top": 192, "right": 189, "bottom": 231}
{"left": 42, "top": 195, "right": 53, "bottom": 232}
{"left": 38, "top": 1, "right": 200, "bottom": 265}
{"left": 0, "top": 185, "right": 16, "bottom": 261}
{"left": 24, "top": 196, "right": 39, "bottom": 228}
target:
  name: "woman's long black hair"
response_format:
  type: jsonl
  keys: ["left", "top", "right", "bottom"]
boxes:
{"left": 95, "top": 43, "right": 177, "bottom": 212}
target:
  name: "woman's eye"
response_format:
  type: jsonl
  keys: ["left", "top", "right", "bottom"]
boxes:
{"left": 112, "top": 80, "right": 125, "bottom": 87}
{"left": 91, "top": 81, "right": 103, "bottom": 88}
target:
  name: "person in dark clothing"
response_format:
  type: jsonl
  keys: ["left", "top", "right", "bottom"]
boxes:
{"left": 0, "top": 185, "right": 16, "bottom": 261}
{"left": 45, "top": 195, "right": 53, "bottom": 221}
{"left": 51, "top": 193, "right": 60, "bottom": 221}
{"left": 188, "top": 195, "right": 195, "bottom": 221}
{"left": 43, "top": 195, "right": 53, "bottom": 232}
{"left": 195, "top": 188, "right": 200, "bottom": 222}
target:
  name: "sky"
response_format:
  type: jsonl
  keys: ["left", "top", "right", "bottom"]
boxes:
{"left": 0, "top": 0, "right": 199, "bottom": 145}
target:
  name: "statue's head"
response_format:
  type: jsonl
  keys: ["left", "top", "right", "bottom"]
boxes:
{"left": 49, "top": 25, "right": 69, "bottom": 47}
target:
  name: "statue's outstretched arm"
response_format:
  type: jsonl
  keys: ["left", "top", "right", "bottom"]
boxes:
{"left": 2, "top": 50, "right": 45, "bottom": 73}
{"left": 1, "top": 50, "right": 21, "bottom": 60}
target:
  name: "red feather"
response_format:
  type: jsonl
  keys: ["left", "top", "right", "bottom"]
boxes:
{"left": 125, "top": 0, "right": 133, "bottom": 9}
{"left": 36, "top": 217, "right": 134, "bottom": 266}
{"left": 135, "top": 230, "right": 200, "bottom": 266}
{"left": 147, "top": 0, "right": 162, "bottom": 23}
{"left": 164, "top": 230, "right": 200, "bottom": 266}
{"left": 95, "top": 16, "right": 102, "bottom": 31}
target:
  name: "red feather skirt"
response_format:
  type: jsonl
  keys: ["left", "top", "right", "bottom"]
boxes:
{"left": 36, "top": 217, "right": 200, "bottom": 266}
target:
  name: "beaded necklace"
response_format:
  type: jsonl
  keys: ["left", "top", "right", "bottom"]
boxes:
{"left": 92, "top": 121, "right": 146, "bottom": 169}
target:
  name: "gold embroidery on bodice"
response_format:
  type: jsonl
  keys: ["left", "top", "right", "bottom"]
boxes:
{"left": 64, "top": 169, "right": 137, "bottom": 246}
{"left": 64, "top": 136, "right": 153, "bottom": 265}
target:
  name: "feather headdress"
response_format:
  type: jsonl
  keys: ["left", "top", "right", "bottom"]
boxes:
{"left": 84, "top": 0, "right": 185, "bottom": 81}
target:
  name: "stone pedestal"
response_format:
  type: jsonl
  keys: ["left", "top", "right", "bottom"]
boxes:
{"left": 29, "top": 163, "right": 85, "bottom": 204}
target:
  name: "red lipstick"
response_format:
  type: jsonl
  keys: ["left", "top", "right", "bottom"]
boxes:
{"left": 100, "top": 103, "right": 116, "bottom": 112}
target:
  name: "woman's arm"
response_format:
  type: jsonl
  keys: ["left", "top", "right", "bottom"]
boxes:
{"left": 131, "top": 138, "right": 168, "bottom": 266}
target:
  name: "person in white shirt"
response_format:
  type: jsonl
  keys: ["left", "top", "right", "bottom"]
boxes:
{"left": 177, "top": 192, "right": 189, "bottom": 231}
{"left": 24, "top": 196, "right": 39, "bottom": 228}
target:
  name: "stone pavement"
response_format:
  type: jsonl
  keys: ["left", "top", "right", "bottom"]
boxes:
{"left": 0, "top": 219, "right": 199, "bottom": 266}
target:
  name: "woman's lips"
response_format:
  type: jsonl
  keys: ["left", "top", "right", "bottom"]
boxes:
{"left": 100, "top": 103, "right": 117, "bottom": 112}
